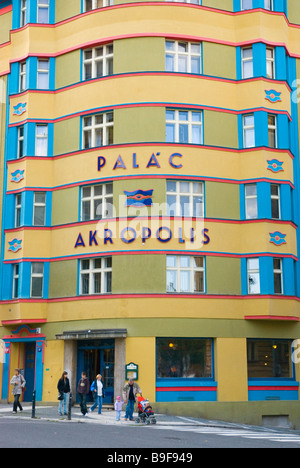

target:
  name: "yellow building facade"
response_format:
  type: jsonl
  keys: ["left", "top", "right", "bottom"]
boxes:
{"left": 0, "top": 0, "right": 300, "bottom": 427}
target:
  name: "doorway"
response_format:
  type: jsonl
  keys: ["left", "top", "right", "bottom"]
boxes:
{"left": 22, "top": 342, "right": 36, "bottom": 402}
{"left": 77, "top": 339, "right": 114, "bottom": 404}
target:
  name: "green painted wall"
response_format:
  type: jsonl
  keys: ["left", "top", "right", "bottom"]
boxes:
{"left": 205, "top": 181, "right": 240, "bottom": 220}
{"left": 204, "top": 110, "right": 238, "bottom": 148}
{"left": 114, "top": 107, "right": 165, "bottom": 144}
{"left": 54, "top": 118, "right": 80, "bottom": 156}
{"left": 55, "top": 51, "right": 81, "bottom": 89}
{"left": 114, "top": 37, "right": 165, "bottom": 73}
{"left": 52, "top": 187, "right": 79, "bottom": 225}
{"left": 287, "top": 0, "right": 300, "bottom": 24}
{"left": 55, "top": 0, "right": 81, "bottom": 22}
{"left": 49, "top": 260, "right": 78, "bottom": 298}
{"left": 202, "top": 0, "right": 233, "bottom": 11}
{"left": 112, "top": 254, "right": 166, "bottom": 294}
{"left": 0, "top": 11, "right": 11, "bottom": 45}
{"left": 203, "top": 42, "right": 236, "bottom": 79}
{"left": 206, "top": 257, "right": 241, "bottom": 295}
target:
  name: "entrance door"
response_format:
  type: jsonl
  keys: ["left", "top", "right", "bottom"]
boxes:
{"left": 23, "top": 342, "right": 36, "bottom": 402}
{"left": 77, "top": 339, "right": 114, "bottom": 404}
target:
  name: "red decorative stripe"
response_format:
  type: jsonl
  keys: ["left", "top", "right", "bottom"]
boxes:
{"left": 249, "top": 386, "right": 299, "bottom": 391}
{"left": 156, "top": 386, "right": 217, "bottom": 392}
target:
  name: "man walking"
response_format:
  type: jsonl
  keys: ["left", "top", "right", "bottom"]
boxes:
{"left": 77, "top": 371, "right": 90, "bottom": 416}
{"left": 122, "top": 378, "right": 142, "bottom": 421}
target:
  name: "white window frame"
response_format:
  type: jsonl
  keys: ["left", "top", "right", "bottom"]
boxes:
{"left": 166, "top": 180, "right": 204, "bottom": 217}
{"left": 247, "top": 258, "right": 260, "bottom": 294}
{"left": 19, "top": 61, "right": 26, "bottom": 92}
{"left": 243, "top": 114, "right": 255, "bottom": 148}
{"left": 268, "top": 114, "right": 277, "bottom": 148}
{"left": 35, "top": 124, "right": 48, "bottom": 156}
{"left": 33, "top": 192, "right": 46, "bottom": 226}
{"left": 82, "top": 112, "right": 114, "bottom": 149}
{"left": 83, "top": 44, "right": 113, "bottom": 80}
{"left": 245, "top": 183, "right": 258, "bottom": 219}
{"left": 30, "top": 262, "right": 44, "bottom": 298}
{"left": 241, "top": 47, "right": 253, "bottom": 79}
{"left": 37, "top": 0, "right": 49, "bottom": 24}
{"left": 273, "top": 258, "right": 283, "bottom": 295}
{"left": 271, "top": 184, "right": 281, "bottom": 220}
{"left": 80, "top": 257, "right": 112, "bottom": 295}
{"left": 13, "top": 264, "right": 20, "bottom": 299}
{"left": 18, "top": 125, "right": 25, "bottom": 158}
{"left": 266, "top": 47, "right": 275, "bottom": 79}
{"left": 15, "top": 194, "right": 22, "bottom": 228}
{"left": 166, "top": 255, "right": 205, "bottom": 293}
{"left": 165, "top": 40, "right": 202, "bottom": 74}
{"left": 81, "top": 183, "right": 113, "bottom": 221}
{"left": 264, "top": 0, "right": 273, "bottom": 10}
{"left": 37, "top": 59, "right": 49, "bottom": 89}
{"left": 20, "top": 0, "right": 27, "bottom": 27}
{"left": 166, "top": 109, "right": 203, "bottom": 145}
{"left": 84, "top": 0, "right": 113, "bottom": 11}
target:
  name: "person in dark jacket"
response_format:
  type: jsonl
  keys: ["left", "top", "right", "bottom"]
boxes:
{"left": 77, "top": 372, "right": 90, "bottom": 416}
{"left": 57, "top": 371, "right": 70, "bottom": 416}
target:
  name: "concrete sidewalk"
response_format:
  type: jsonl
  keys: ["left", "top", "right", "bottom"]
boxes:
{"left": 0, "top": 402, "right": 234, "bottom": 428}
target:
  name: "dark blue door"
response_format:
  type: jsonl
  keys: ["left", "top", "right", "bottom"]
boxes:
{"left": 23, "top": 342, "right": 36, "bottom": 402}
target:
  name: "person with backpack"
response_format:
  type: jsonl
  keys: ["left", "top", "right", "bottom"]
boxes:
{"left": 89, "top": 374, "right": 105, "bottom": 415}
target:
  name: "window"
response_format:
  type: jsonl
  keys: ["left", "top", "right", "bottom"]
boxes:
{"left": 20, "top": 0, "right": 27, "bottom": 27}
{"left": 264, "top": 0, "right": 273, "bottom": 10}
{"left": 37, "top": 0, "right": 49, "bottom": 24}
{"left": 84, "top": 0, "right": 113, "bottom": 11}
{"left": 31, "top": 262, "right": 44, "bottom": 298}
{"left": 266, "top": 48, "right": 275, "bottom": 79}
{"left": 167, "top": 255, "right": 205, "bottom": 293}
{"left": 13, "top": 264, "right": 20, "bottom": 299}
{"left": 33, "top": 192, "right": 46, "bottom": 226}
{"left": 271, "top": 184, "right": 280, "bottom": 220}
{"left": 243, "top": 114, "right": 255, "bottom": 148}
{"left": 35, "top": 124, "right": 48, "bottom": 156}
{"left": 268, "top": 114, "right": 277, "bottom": 148}
{"left": 20, "top": 62, "right": 26, "bottom": 92}
{"left": 273, "top": 258, "right": 283, "bottom": 294}
{"left": 241, "top": 0, "right": 252, "bottom": 10}
{"left": 166, "top": 180, "right": 204, "bottom": 217}
{"left": 18, "top": 126, "right": 25, "bottom": 158}
{"left": 81, "top": 183, "right": 113, "bottom": 221}
{"left": 166, "top": 109, "right": 203, "bottom": 145}
{"left": 245, "top": 184, "right": 258, "bottom": 219}
{"left": 80, "top": 257, "right": 112, "bottom": 295}
{"left": 165, "top": 41, "right": 201, "bottom": 74}
{"left": 241, "top": 47, "right": 253, "bottom": 79}
{"left": 83, "top": 44, "right": 113, "bottom": 80}
{"left": 247, "top": 339, "right": 292, "bottom": 378}
{"left": 157, "top": 338, "right": 213, "bottom": 379}
{"left": 37, "top": 59, "right": 49, "bottom": 89}
{"left": 83, "top": 112, "right": 113, "bottom": 149}
{"left": 15, "top": 194, "right": 22, "bottom": 228}
{"left": 247, "top": 258, "right": 260, "bottom": 294}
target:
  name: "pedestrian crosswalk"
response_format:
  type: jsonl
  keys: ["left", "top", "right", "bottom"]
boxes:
{"left": 150, "top": 423, "right": 300, "bottom": 445}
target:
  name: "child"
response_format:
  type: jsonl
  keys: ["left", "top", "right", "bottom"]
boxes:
{"left": 114, "top": 395, "right": 124, "bottom": 421}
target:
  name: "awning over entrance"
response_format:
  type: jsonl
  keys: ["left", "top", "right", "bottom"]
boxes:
{"left": 55, "top": 329, "right": 127, "bottom": 341}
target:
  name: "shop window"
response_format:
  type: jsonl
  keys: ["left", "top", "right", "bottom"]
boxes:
{"left": 80, "top": 257, "right": 112, "bottom": 295}
{"left": 166, "top": 180, "right": 204, "bottom": 217}
{"left": 247, "top": 339, "right": 293, "bottom": 378}
{"left": 166, "top": 255, "right": 205, "bottom": 293}
{"left": 81, "top": 183, "right": 113, "bottom": 221}
{"left": 82, "top": 112, "right": 114, "bottom": 149}
{"left": 83, "top": 44, "right": 113, "bottom": 80}
{"left": 157, "top": 338, "right": 213, "bottom": 379}
{"left": 166, "top": 109, "right": 203, "bottom": 145}
{"left": 165, "top": 40, "right": 201, "bottom": 74}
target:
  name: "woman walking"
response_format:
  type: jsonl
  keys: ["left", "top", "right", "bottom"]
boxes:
{"left": 10, "top": 369, "right": 26, "bottom": 414}
{"left": 57, "top": 371, "right": 71, "bottom": 416}
{"left": 89, "top": 374, "right": 105, "bottom": 414}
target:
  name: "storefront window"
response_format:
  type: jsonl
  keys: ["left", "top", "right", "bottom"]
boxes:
{"left": 156, "top": 338, "right": 213, "bottom": 379}
{"left": 247, "top": 340, "right": 293, "bottom": 378}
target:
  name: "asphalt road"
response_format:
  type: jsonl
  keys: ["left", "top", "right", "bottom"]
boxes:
{"left": 1, "top": 418, "right": 300, "bottom": 449}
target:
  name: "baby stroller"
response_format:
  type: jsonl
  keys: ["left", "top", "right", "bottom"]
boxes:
{"left": 135, "top": 396, "right": 156, "bottom": 425}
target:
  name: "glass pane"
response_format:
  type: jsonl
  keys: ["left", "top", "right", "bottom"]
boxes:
{"left": 192, "top": 112, "right": 202, "bottom": 122}
{"left": 106, "top": 126, "right": 114, "bottom": 145}
{"left": 179, "top": 181, "right": 190, "bottom": 193}
{"left": 32, "top": 263, "right": 43, "bottom": 274}
{"left": 178, "top": 42, "right": 187, "bottom": 53}
{"left": 84, "top": 130, "right": 92, "bottom": 149}
{"left": 81, "top": 274, "right": 90, "bottom": 294}
{"left": 84, "top": 50, "right": 93, "bottom": 60}
{"left": 82, "top": 186, "right": 91, "bottom": 198}
{"left": 94, "top": 185, "right": 103, "bottom": 196}
{"left": 194, "top": 271, "right": 204, "bottom": 292}
{"left": 166, "top": 54, "right": 175, "bottom": 72}
{"left": 34, "top": 192, "right": 46, "bottom": 204}
{"left": 82, "top": 200, "right": 91, "bottom": 221}
{"left": 167, "top": 270, "right": 177, "bottom": 292}
{"left": 193, "top": 257, "right": 203, "bottom": 268}
{"left": 180, "top": 256, "right": 190, "bottom": 268}
{"left": 167, "top": 181, "right": 176, "bottom": 193}
{"left": 180, "top": 195, "right": 190, "bottom": 216}
{"left": 191, "top": 56, "right": 200, "bottom": 74}
{"left": 274, "top": 272, "right": 282, "bottom": 294}
{"left": 244, "top": 128, "right": 255, "bottom": 148}
{"left": 180, "top": 270, "right": 190, "bottom": 292}
{"left": 178, "top": 124, "right": 188, "bottom": 143}
{"left": 165, "top": 41, "right": 175, "bottom": 51}
{"left": 105, "top": 271, "right": 112, "bottom": 293}
{"left": 243, "top": 61, "right": 253, "bottom": 78}
{"left": 179, "top": 111, "right": 188, "bottom": 121}
{"left": 38, "top": 6, "right": 49, "bottom": 23}
{"left": 96, "top": 61, "right": 103, "bottom": 78}
{"left": 107, "top": 57, "right": 113, "bottom": 75}
{"left": 105, "top": 183, "right": 113, "bottom": 194}
{"left": 94, "top": 199, "right": 102, "bottom": 219}
{"left": 247, "top": 340, "right": 292, "bottom": 378}
{"left": 193, "top": 196, "right": 203, "bottom": 217}
{"left": 178, "top": 55, "right": 188, "bottom": 73}
{"left": 34, "top": 206, "right": 45, "bottom": 226}
{"left": 81, "top": 260, "right": 90, "bottom": 270}
{"left": 166, "top": 256, "right": 177, "bottom": 267}
{"left": 37, "top": 72, "right": 49, "bottom": 89}
{"left": 84, "top": 63, "right": 92, "bottom": 80}
{"left": 271, "top": 199, "right": 280, "bottom": 219}
{"left": 248, "top": 258, "right": 259, "bottom": 270}
{"left": 244, "top": 115, "right": 254, "bottom": 127}
{"left": 95, "top": 128, "right": 103, "bottom": 146}
{"left": 166, "top": 195, "right": 176, "bottom": 216}
{"left": 166, "top": 123, "right": 175, "bottom": 142}
{"left": 246, "top": 198, "right": 258, "bottom": 219}
{"left": 31, "top": 277, "right": 43, "bottom": 297}
{"left": 166, "top": 110, "right": 175, "bottom": 121}
{"left": 245, "top": 184, "right": 257, "bottom": 196}
{"left": 248, "top": 272, "right": 260, "bottom": 294}
{"left": 94, "top": 272, "right": 101, "bottom": 293}
{"left": 192, "top": 125, "right": 202, "bottom": 144}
